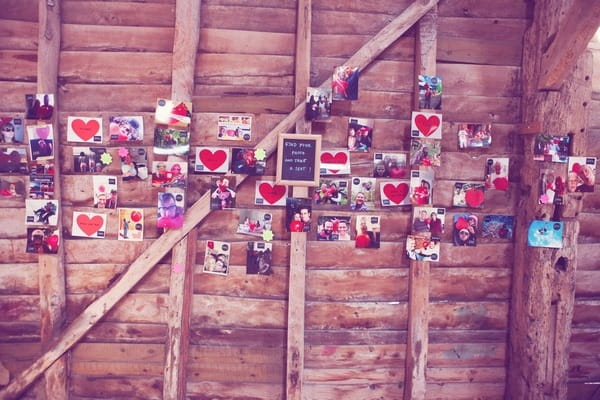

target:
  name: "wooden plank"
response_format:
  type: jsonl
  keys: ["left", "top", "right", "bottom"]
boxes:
{"left": 62, "top": 24, "right": 174, "bottom": 52}
{"left": 61, "top": 1, "right": 175, "bottom": 26}
{"left": 186, "top": 381, "right": 283, "bottom": 400}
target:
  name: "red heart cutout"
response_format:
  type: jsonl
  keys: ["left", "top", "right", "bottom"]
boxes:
{"left": 207, "top": 241, "right": 214, "bottom": 249}
{"left": 492, "top": 177, "right": 509, "bottom": 191}
{"left": 455, "top": 217, "right": 469, "bottom": 230}
{"left": 76, "top": 214, "right": 104, "bottom": 236}
{"left": 71, "top": 119, "right": 100, "bottom": 141}
{"left": 465, "top": 188, "right": 484, "bottom": 208}
{"left": 414, "top": 114, "right": 440, "bottom": 137}
{"left": 34, "top": 125, "right": 50, "bottom": 140}
{"left": 320, "top": 152, "right": 348, "bottom": 165}
{"left": 259, "top": 182, "right": 286, "bottom": 204}
{"left": 383, "top": 183, "right": 409, "bottom": 204}
{"left": 169, "top": 102, "right": 190, "bottom": 125}
{"left": 199, "top": 149, "right": 227, "bottom": 171}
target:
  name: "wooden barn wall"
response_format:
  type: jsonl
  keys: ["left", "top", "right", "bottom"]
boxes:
{"left": 0, "top": 0, "right": 596, "bottom": 399}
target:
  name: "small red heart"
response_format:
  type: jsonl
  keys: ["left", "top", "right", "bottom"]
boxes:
{"left": 258, "top": 182, "right": 286, "bottom": 204}
{"left": 34, "top": 125, "right": 50, "bottom": 140}
{"left": 207, "top": 241, "right": 214, "bottom": 249}
{"left": 571, "top": 163, "right": 581, "bottom": 173}
{"left": 492, "top": 177, "right": 509, "bottom": 191}
{"left": 414, "top": 114, "right": 440, "bottom": 137}
{"left": 320, "top": 152, "right": 348, "bottom": 165}
{"left": 71, "top": 119, "right": 100, "bottom": 141}
{"left": 455, "top": 217, "right": 470, "bottom": 230}
{"left": 169, "top": 102, "right": 190, "bottom": 125}
{"left": 76, "top": 214, "right": 104, "bottom": 236}
{"left": 465, "top": 188, "right": 484, "bottom": 208}
{"left": 383, "top": 183, "right": 409, "bottom": 204}
{"left": 199, "top": 149, "right": 227, "bottom": 171}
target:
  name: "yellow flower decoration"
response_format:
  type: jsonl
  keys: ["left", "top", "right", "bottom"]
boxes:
{"left": 100, "top": 152, "right": 113, "bottom": 165}
{"left": 262, "top": 229, "right": 274, "bottom": 242}
{"left": 254, "top": 148, "right": 266, "bottom": 161}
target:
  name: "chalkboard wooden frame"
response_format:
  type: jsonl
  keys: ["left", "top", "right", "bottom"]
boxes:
{"left": 276, "top": 133, "right": 321, "bottom": 186}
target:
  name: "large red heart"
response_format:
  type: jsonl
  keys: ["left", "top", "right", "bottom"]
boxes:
{"left": 76, "top": 214, "right": 104, "bottom": 236}
{"left": 383, "top": 183, "right": 409, "bottom": 204}
{"left": 414, "top": 114, "right": 440, "bottom": 137}
{"left": 259, "top": 182, "right": 286, "bottom": 204}
{"left": 320, "top": 152, "right": 348, "bottom": 174}
{"left": 199, "top": 149, "right": 227, "bottom": 171}
{"left": 465, "top": 188, "right": 484, "bottom": 208}
{"left": 71, "top": 119, "right": 100, "bottom": 141}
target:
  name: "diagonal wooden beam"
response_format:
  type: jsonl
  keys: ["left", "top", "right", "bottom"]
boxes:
{"left": 0, "top": 1, "right": 438, "bottom": 398}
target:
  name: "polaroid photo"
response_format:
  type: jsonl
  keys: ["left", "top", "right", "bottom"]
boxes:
{"left": 481, "top": 215, "right": 514, "bottom": 239}
{"left": 409, "top": 169, "right": 434, "bottom": 206}
{"left": 316, "top": 215, "right": 352, "bottom": 241}
{"left": 120, "top": 147, "right": 149, "bottom": 181}
{"left": 29, "top": 159, "right": 54, "bottom": 175}
{"left": 118, "top": 208, "right": 144, "bottom": 241}
{"left": 217, "top": 114, "right": 252, "bottom": 141}
{"left": 72, "top": 211, "right": 107, "bottom": 239}
{"left": 567, "top": 156, "right": 596, "bottom": 193}
{"left": 528, "top": 221, "right": 563, "bottom": 248}
{"left": 306, "top": 87, "right": 332, "bottom": 121}
{"left": 406, "top": 233, "right": 440, "bottom": 262}
{"left": 0, "top": 177, "right": 26, "bottom": 199}
{"left": 409, "top": 137, "right": 441, "bottom": 167}
{"left": 355, "top": 215, "right": 380, "bottom": 249}
{"left": 92, "top": 176, "right": 118, "bottom": 209}
{"left": 313, "top": 178, "right": 349, "bottom": 206}
{"left": 411, "top": 111, "right": 442, "bottom": 139}
{"left": 153, "top": 127, "right": 190, "bottom": 156}
{"left": 203, "top": 240, "right": 231, "bottom": 276}
{"left": 453, "top": 182, "right": 486, "bottom": 208}
{"left": 453, "top": 214, "right": 478, "bottom": 246}
{"left": 347, "top": 117, "right": 373, "bottom": 152}
{"left": 109, "top": 116, "right": 144, "bottom": 142}
{"left": 238, "top": 210, "right": 273, "bottom": 238}
{"left": 380, "top": 180, "right": 411, "bottom": 207}
{"left": 533, "top": 135, "right": 570, "bottom": 163}
{"left": 27, "top": 124, "right": 54, "bottom": 160}
{"left": 373, "top": 152, "right": 408, "bottom": 178}
{"left": 320, "top": 150, "right": 351, "bottom": 176}
{"left": 210, "top": 176, "right": 236, "bottom": 210}
{"left": 151, "top": 161, "right": 187, "bottom": 189}
{"left": 286, "top": 197, "right": 312, "bottom": 232}
{"left": 0, "top": 147, "right": 28, "bottom": 173}
{"left": 412, "top": 206, "right": 445, "bottom": 240}
{"left": 350, "top": 177, "right": 376, "bottom": 211}
{"left": 28, "top": 173, "right": 54, "bottom": 199}
{"left": 154, "top": 98, "right": 192, "bottom": 128}
{"left": 194, "top": 146, "right": 229, "bottom": 174}
{"left": 73, "top": 147, "right": 109, "bottom": 173}
{"left": 26, "top": 227, "right": 59, "bottom": 254}
{"left": 25, "top": 94, "right": 54, "bottom": 120}
{"left": 25, "top": 199, "right": 58, "bottom": 226}
{"left": 418, "top": 75, "right": 442, "bottom": 110}
{"left": 231, "top": 148, "right": 265, "bottom": 175}
{"left": 246, "top": 241, "right": 273, "bottom": 275}
{"left": 485, "top": 158, "right": 510, "bottom": 191}
{"left": 457, "top": 124, "right": 492, "bottom": 149}
{"left": 332, "top": 66, "right": 359, "bottom": 101}
{"left": 157, "top": 191, "right": 185, "bottom": 231}
{"left": 255, "top": 179, "right": 288, "bottom": 206}
{"left": 538, "top": 166, "right": 567, "bottom": 205}
{"left": 0, "top": 117, "right": 25, "bottom": 144}
{"left": 67, "top": 117, "right": 102, "bottom": 143}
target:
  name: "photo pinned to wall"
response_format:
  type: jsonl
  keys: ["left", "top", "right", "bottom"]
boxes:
{"left": 118, "top": 208, "right": 144, "bottom": 241}
{"left": 203, "top": 240, "right": 230, "bottom": 276}
{"left": 538, "top": 166, "right": 567, "bottom": 205}
{"left": 313, "top": 178, "right": 348, "bottom": 206}
{"left": 332, "top": 65, "right": 359, "bottom": 101}
{"left": 316, "top": 215, "right": 352, "bottom": 241}
{"left": 27, "top": 124, "right": 54, "bottom": 160}
{"left": 409, "top": 169, "right": 434, "bottom": 206}
{"left": 73, "top": 147, "right": 109, "bottom": 173}
{"left": 528, "top": 220, "right": 563, "bottom": 248}
{"left": 154, "top": 98, "right": 192, "bottom": 128}
{"left": 380, "top": 180, "right": 411, "bottom": 207}
{"left": 412, "top": 206, "right": 445, "bottom": 240}
{"left": 411, "top": 111, "right": 442, "bottom": 139}
{"left": 119, "top": 147, "right": 148, "bottom": 181}
{"left": 320, "top": 149, "right": 350, "bottom": 175}
{"left": 0, "top": 147, "right": 28, "bottom": 173}
{"left": 67, "top": 117, "right": 102, "bottom": 143}
{"left": 26, "top": 227, "right": 59, "bottom": 254}
{"left": 28, "top": 173, "right": 54, "bottom": 199}
{"left": 153, "top": 127, "right": 190, "bottom": 156}
{"left": 350, "top": 177, "right": 376, "bottom": 211}
{"left": 347, "top": 117, "right": 373, "bottom": 152}
{"left": 194, "top": 146, "right": 229, "bottom": 174}
{"left": 418, "top": 75, "right": 442, "bottom": 110}
{"left": 25, "top": 94, "right": 54, "bottom": 120}
{"left": 453, "top": 214, "right": 478, "bottom": 246}
{"left": 218, "top": 114, "right": 252, "bottom": 141}
{"left": 0, "top": 177, "right": 25, "bottom": 199}
{"left": 567, "top": 156, "right": 596, "bottom": 192}
{"left": 373, "top": 152, "right": 407, "bottom": 178}
{"left": 255, "top": 179, "right": 287, "bottom": 206}
{"left": 92, "top": 176, "right": 118, "bottom": 209}
{"left": 25, "top": 199, "right": 58, "bottom": 226}
{"left": 406, "top": 233, "right": 440, "bottom": 262}
{"left": 481, "top": 215, "right": 514, "bottom": 239}
{"left": 157, "top": 190, "right": 185, "bottom": 231}
{"left": 29, "top": 159, "right": 54, "bottom": 175}
{"left": 210, "top": 176, "right": 236, "bottom": 210}
{"left": 237, "top": 210, "right": 273, "bottom": 238}
{"left": 355, "top": 215, "right": 380, "bottom": 248}
{"left": 151, "top": 161, "right": 187, "bottom": 188}
{"left": 246, "top": 241, "right": 273, "bottom": 275}
{"left": 72, "top": 211, "right": 107, "bottom": 239}
{"left": 231, "top": 147, "right": 265, "bottom": 175}
{"left": 485, "top": 157, "right": 510, "bottom": 191}
{"left": 457, "top": 124, "right": 492, "bottom": 149}
{"left": 533, "top": 135, "right": 570, "bottom": 163}
{"left": 286, "top": 197, "right": 312, "bottom": 232}
{"left": 0, "top": 117, "right": 24, "bottom": 143}
{"left": 109, "top": 116, "right": 144, "bottom": 142}
{"left": 409, "top": 137, "right": 441, "bottom": 167}
{"left": 306, "top": 87, "right": 332, "bottom": 121}
{"left": 453, "top": 182, "right": 486, "bottom": 208}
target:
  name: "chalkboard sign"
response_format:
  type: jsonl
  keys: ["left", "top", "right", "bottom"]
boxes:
{"left": 276, "top": 133, "right": 321, "bottom": 186}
